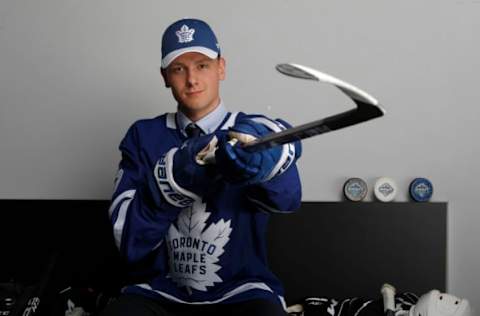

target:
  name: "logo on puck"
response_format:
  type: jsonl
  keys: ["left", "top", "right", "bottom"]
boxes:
{"left": 374, "top": 177, "right": 397, "bottom": 202}
{"left": 409, "top": 177, "right": 433, "bottom": 202}
{"left": 343, "top": 178, "right": 368, "bottom": 201}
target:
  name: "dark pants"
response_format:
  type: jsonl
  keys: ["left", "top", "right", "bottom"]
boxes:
{"left": 100, "top": 293, "right": 287, "bottom": 316}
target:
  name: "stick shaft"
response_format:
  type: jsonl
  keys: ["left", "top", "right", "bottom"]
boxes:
{"left": 243, "top": 101, "right": 383, "bottom": 152}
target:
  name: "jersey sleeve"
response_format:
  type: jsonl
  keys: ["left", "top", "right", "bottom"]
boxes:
{"left": 245, "top": 164, "right": 302, "bottom": 213}
{"left": 244, "top": 115, "right": 303, "bottom": 213}
{"left": 108, "top": 123, "right": 182, "bottom": 264}
{"left": 238, "top": 114, "right": 302, "bottom": 213}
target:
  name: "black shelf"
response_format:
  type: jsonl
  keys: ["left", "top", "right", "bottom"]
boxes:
{"left": 267, "top": 202, "right": 447, "bottom": 303}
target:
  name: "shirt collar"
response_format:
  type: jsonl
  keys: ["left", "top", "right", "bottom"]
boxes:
{"left": 177, "top": 101, "right": 228, "bottom": 136}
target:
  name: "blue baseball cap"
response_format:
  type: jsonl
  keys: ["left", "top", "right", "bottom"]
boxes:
{"left": 161, "top": 18, "right": 220, "bottom": 69}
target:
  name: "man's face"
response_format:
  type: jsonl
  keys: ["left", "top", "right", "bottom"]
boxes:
{"left": 162, "top": 52, "right": 226, "bottom": 121}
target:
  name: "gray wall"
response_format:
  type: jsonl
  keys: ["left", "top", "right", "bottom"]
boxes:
{"left": 1, "top": 0, "right": 479, "bottom": 309}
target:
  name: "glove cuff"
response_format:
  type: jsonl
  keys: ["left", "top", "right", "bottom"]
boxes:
{"left": 154, "top": 148, "right": 201, "bottom": 208}
{"left": 249, "top": 117, "right": 297, "bottom": 181}
{"left": 265, "top": 141, "right": 296, "bottom": 181}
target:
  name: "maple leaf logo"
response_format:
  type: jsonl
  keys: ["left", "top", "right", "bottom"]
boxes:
{"left": 176, "top": 24, "right": 195, "bottom": 43}
{"left": 166, "top": 201, "right": 232, "bottom": 294}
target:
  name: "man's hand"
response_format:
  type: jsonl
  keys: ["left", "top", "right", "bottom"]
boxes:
{"left": 215, "top": 117, "right": 301, "bottom": 185}
{"left": 171, "top": 134, "right": 218, "bottom": 197}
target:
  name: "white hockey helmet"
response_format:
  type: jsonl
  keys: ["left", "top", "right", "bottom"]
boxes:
{"left": 409, "top": 290, "right": 473, "bottom": 316}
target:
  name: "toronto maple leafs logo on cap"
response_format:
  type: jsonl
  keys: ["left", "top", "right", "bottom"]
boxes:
{"left": 176, "top": 24, "right": 195, "bottom": 43}
{"left": 161, "top": 18, "right": 221, "bottom": 69}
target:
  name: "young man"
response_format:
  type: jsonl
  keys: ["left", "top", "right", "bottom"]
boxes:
{"left": 103, "top": 18, "right": 302, "bottom": 316}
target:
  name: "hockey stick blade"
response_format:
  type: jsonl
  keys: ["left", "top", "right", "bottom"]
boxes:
{"left": 275, "top": 63, "right": 379, "bottom": 105}
{"left": 242, "top": 63, "right": 385, "bottom": 152}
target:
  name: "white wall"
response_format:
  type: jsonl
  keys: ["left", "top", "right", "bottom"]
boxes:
{"left": 1, "top": 0, "right": 479, "bottom": 309}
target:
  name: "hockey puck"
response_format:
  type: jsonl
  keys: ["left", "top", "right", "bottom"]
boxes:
{"left": 374, "top": 177, "right": 397, "bottom": 202}
{"left": 343, "top": 178, "right": 368, "bottom": 201}
{"left": 409, "top": 178, "right": 433, "bottom": 202}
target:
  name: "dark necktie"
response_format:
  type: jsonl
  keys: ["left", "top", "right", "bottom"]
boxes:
{"left": 185, "top": 123, "right": 202, "bottom": 138}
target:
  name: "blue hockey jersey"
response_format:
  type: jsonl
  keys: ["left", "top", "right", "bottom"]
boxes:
{"left": 108, "top": 111, "right": 302, "bottom": 307}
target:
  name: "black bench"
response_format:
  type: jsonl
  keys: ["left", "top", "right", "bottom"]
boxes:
{"left": 0, "top": 200, "right": 446, "bottom": 306}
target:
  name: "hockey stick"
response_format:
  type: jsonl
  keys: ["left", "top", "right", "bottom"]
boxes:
{"left": 242, "top": 63, "right": 385, "bottom": 152}
{"left": 9, "top": 252, "right": 59, "bottom": 316}
{"left": 198, "top": 63, "right": 384, "bottom": 164}
{"left": 381, "top": 283, "right": 396, "bottom": 316}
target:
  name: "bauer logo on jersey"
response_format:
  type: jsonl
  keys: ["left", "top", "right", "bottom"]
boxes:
{"left": 176, "top": 25, "right": 195, "bottom": 43}
{"left": 166, "top": 201, "right": 232, "bottom": 293}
